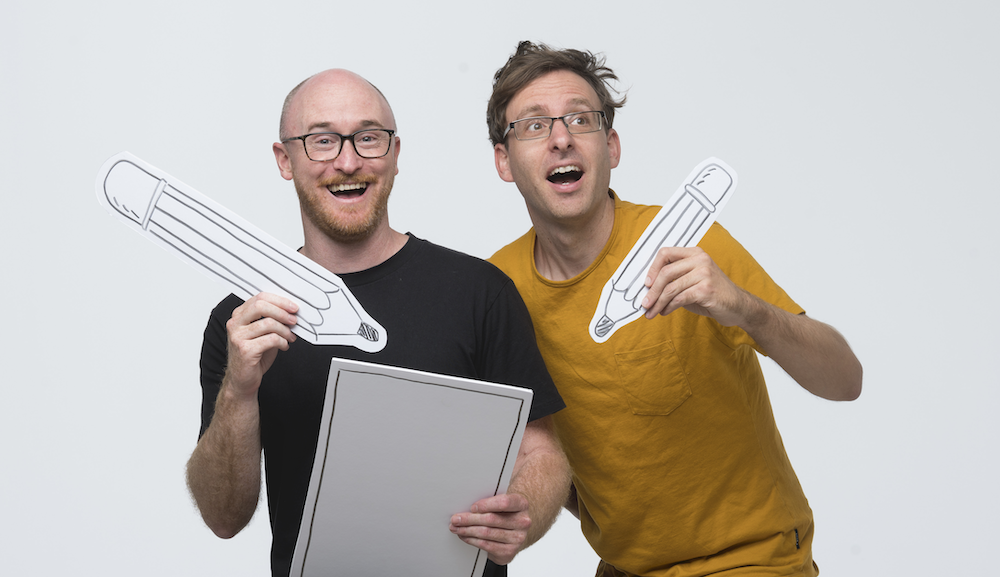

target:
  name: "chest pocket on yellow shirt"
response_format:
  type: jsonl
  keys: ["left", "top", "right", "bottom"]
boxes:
{"left": 614, "top": 340, "right": 692, "bottom": 416}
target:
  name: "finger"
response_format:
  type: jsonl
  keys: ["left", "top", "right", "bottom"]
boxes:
{"left": 643, "top": 246, "right": 678, "bottom": 282}
{"left": 228, "top": 328, "right": 291, "bottom": 361}
{"left": 641, "top": 270, "right": 675, "bottom": 317}
{"left": 656, "top": 265, "right": 728, "bottom": 320}
{"left": 450, "top": 509, "right": 531, "bottom": 533}
{"left": 233, "top": 296, "right": 300, "bottom": 329}
{"left": 645, "top": 247, "right": 721, "bottom": 315}
{"left": 644, "top": 246, "right": 699, "bottom": 283}
{"left": 641, "top": 260, "right": 687, "bottom": 317}
{"left": 227, "top": 313, "right": 298, "bottom": 348}
{"left": 450, "top": 514, "right": 529, "bottom": 533}
{"left": 243, "top": 314, "right": 298, "bottom": 340}
{"left": 645, "top": 267, "right": 702, "bottom": 318}
{"left": 450, "top": 520, "right": 528, "bottom": 547}
{"left": 453, "top": 535, "right": 519, "bottom": 566}
{"left": 254, "top": 291, "right": 300, "bottom": 315}
{"left": 641, "top": 247, "right": 704, "bottom": 309}
{"left": 241, "top": 298, "right": 299, "bottom": 326}
{"left": 470, "top": 493, "right": 528, "bottom": 514}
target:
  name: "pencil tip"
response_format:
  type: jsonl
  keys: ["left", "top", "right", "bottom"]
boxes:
{"left": 358, "top": 323, "right": 379, "bottom": 342}
{"left": 594, "top": 316, "right": 613, "bottom": 338}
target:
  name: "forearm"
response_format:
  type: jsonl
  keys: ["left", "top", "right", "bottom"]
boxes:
{"left": 508, "top": 418, "right": 572, "bottom": 549}
{"left": 186, "top": 381, "right": 263, "bottom": 538}
{"left": 740, "top": 293, "right": 863, "bottom": 401}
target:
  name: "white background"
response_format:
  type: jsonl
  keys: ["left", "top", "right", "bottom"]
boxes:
{"left": 2, "top": 1, "right": 997, "bottom": 575}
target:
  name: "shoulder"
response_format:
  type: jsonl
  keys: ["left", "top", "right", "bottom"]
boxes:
{"left": 698, "top": 222, "right": 762, "bottom": 272}
{"left": 411, "top": 236, "right": 510, "bottom": 281}
{"left": 615, "top": 195, "right": 665, "bottom": 235}
{"left": 200, "top": 294, "right": 243, "bottom": 381}
{"left": 487, "top": 229, "right": 534, "bottom": 279}
{"left": 202, "top": 293, "right": 243, "bottom": 350}
{"left": 208, "top": 293, "right": 245, "bottom": 325}
{"left": 604, "top": 192, "right": 665, "bottom": 253}
{"left": 403, "top": 237, "right": 517, "bottom": 305}
{"left": 699, "top": 223, "right": 803, "bottom": 314}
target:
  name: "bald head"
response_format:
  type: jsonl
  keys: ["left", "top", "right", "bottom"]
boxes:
{"left": 279, "top": 69, "right": 396, "bottom": 141}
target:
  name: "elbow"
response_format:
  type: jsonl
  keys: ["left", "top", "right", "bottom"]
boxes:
{"left": 190, "top": 487, "right": 253, "bottom": 539}
{"left": 846, "top": 376, "right": 863, "bottom": 401}
{"left": 839, "top": 361, "right": 864, "bottom": 401}
{"left": 205, "top": 516, "right": 247, "bottom": 540}
{"left": 208, "top": 525, "right": 239, "bottom": 539}
{"left": 813, "top": 359, "right": 862, "bottom": 401}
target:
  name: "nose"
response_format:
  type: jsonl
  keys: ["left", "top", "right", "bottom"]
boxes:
{"left": 548, "top": 118, "right": 574, "bottom": 150}
{"left": 331, "top": 140, "right": 364, "bottom": 174}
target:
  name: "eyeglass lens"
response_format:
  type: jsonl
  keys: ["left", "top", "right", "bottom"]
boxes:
{"left": 513, "top": 111, "right": 603, "bottom": 140}
{"left": 304, "top": 130, "right": 392, "bottom": 161}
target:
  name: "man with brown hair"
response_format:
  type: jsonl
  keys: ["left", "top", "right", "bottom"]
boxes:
{"left": 186, "top": 68, "right": 570, "bottom": 576}
{"left": 487, "top": 41, "right": 863, "bottom": 577}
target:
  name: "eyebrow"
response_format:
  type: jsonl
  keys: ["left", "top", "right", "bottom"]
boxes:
{"left": 513, "top": 98, "right": 596, "bottom": 121}
{"left": 305, "top": 119, "right": 386, "bottom": 133}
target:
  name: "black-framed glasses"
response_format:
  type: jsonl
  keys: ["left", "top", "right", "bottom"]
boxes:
{"left": 282, "top": 128, "right": 396, "bottom": 161}
{"left": 503, "top": 110, "right": 606, "bottom": 141}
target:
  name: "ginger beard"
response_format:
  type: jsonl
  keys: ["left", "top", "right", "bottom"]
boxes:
{"left": 294, "top": 171, "right": 394, "bottom": 243}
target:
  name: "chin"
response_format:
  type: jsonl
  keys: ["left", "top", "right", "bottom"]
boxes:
{"left": 298, "top": 180, "right": 392, "bottom": 243}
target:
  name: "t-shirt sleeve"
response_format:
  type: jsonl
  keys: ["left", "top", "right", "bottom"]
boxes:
{"left": 701, "top": 223, "right": 803, "bottom": 314}
{"left": 197, "top": 294, "right": 243, "bottom": 438}
{"left": 700, "top": 223, "right": 805, "bottom": 355}
{"left": 480, "top": 277, "right": 565, "bottom": 422}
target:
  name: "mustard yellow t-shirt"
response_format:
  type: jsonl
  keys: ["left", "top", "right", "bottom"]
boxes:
{"left": 490, "top": 194, "right": 818, "bottom": 577}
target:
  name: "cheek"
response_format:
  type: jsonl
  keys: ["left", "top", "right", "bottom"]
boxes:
{"left": 506, "top": 151, "right": 534, "bottom": 181}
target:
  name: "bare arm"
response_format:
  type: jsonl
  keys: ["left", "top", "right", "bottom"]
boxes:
{"left": 186, "top": 379, "right": 263, "bottom": 538}
{"left": 642, "top": 246, "right": 862, "bottom": 401}
{"left": 506, "top": 416, "right": 572, "bottom": 546}
{"left": 736, "top": 295, "right": 862, "bottom": 400}
{"left": 449, "top": 415, "right": 571, "bottom": 565}
{"left": 185, "top": 293, "right": 299, "bottom": 538}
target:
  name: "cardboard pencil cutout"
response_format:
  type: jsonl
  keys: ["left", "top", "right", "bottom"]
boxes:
{"left": 590, "top": 157, "right": 738, "bottom": 343}
{"left": 96, "top": 151, "right": 386, "bottom": 353}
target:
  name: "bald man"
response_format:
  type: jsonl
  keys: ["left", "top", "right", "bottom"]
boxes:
{"left": 186, "top": 69, "right": 569, "bottom": 577}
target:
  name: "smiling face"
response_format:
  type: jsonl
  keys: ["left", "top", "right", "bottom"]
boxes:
{"left": 273, "top": 69, "right": 400, "bottom": 244}
{"left": 494, "top": 69, "right": 621, "bottom": 232}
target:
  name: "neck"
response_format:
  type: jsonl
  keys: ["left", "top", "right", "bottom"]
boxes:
{"left": 530, "top": 193, "right": 615, "bottom": 282}
{"left": 300, "top": 220, "right": 408, "bottom": 275}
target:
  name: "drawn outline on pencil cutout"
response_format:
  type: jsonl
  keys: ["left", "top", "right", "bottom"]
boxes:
{"left": 589, "top": 157, "right": 738, "bottom": 343}
{"left": 96, "top": 151, "right": 386, "bottom": 353}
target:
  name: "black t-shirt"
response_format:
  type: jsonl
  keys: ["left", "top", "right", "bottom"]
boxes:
{"left": 199, "top": 235, "right": 564, "bottom": 577}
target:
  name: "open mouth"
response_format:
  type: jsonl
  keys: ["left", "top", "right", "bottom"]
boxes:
{"left": 547, "top": 165, "right": 583, "bottom": 185}
{"left": 327, "top": 182, "right": 369, "bottom": 198}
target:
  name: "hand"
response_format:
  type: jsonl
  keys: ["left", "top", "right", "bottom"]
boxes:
{"left": 640, "top": 246, "right": 751, "bottom": 327}
{"left": 449, "top": 492, "right": 531, "bottom": 565}
{"left": 223, "top": 292, "right": 299, "bottom": 398}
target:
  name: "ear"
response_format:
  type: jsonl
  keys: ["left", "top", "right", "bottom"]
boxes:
{"left": 392, "top": 135, "right": 401, "bottom": 176}
{"left": 494, "top": 142, "right": 514, "bottom": 183}
{"left": 273, "top": 142, "right": 294, "bottom": 181}
{"left": 607, "top": 128, "right": 621, "bottom": 169}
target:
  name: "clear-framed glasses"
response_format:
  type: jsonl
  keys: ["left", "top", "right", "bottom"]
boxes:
{"left": 282, "top": 128, "right": 396, "bottom": 161}
{"left": 503, "top": 110, "right": 606, "bottom": 141}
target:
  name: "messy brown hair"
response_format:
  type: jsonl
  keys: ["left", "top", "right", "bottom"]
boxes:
{"left": 487, "top": 41, "right": 626, "bottom": 146}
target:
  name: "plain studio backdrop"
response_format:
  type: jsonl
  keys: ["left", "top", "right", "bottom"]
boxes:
{"left": 2, "top": 1, "right": 997, "bottom": 575}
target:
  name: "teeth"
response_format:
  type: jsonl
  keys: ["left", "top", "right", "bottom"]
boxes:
{"left": 549, "top": 165, "right": 580, "bottom": 176}
{"left": 329, "top": 183, "right": 367, "bottom": 193}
